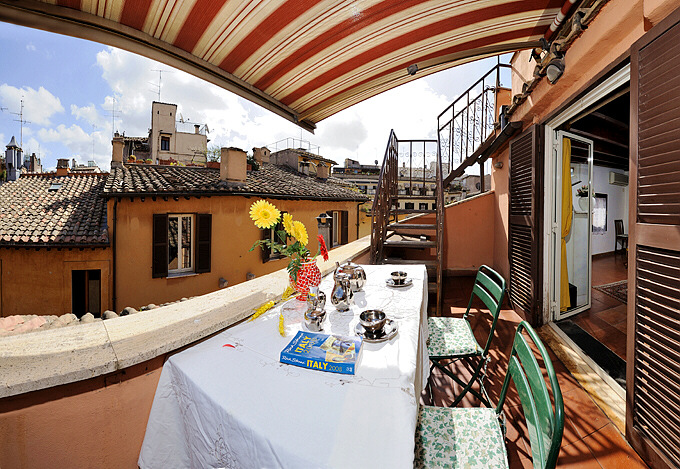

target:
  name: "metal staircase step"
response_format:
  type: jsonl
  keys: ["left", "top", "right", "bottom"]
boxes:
{"left": 394, "top": 209, "right": 436, "bottom": 214}
{"left": 383, "top": 258, "right": 438, "bottom": 266}
{"left": 387, "top": 223, "right": 436, "bottom": 231}
{"left": 384, "top": 239, "right": 436, "bottom": 248}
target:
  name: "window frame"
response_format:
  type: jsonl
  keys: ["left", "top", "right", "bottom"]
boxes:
{"left": 262, "top": 212, "right": 289, "bottom": 263}
{"left": 160, "top": 135, "right": 170, "bottom": 152}
{"left": 168, "top": 213, "right": 195, "bottom": 274}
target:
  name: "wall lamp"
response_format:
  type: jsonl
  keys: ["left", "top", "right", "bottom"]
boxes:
{"left": 546, "top": 57, "right": 565, "bottom": 84}
{"left": 407, "top": 64, "right": 419, "bottom": 76}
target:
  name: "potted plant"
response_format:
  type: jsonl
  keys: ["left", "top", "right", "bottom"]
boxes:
{"left": 128, "top": 155, "right": 136, "bottom": 163}
{"left": 576, "top": 185, "right": 594, "bottom": 211}
{"left": 248, "top": 200, "right": 328, "bottom": 300}
{"left": 247, "top": 154, "right": 260, "bottom": 171}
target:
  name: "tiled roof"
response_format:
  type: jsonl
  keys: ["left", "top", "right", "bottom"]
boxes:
{"left": 0, "top": 174, "right": 109, "bottom": 246}
{"left": 103, "top": 163, "right": 369, "bottom": 201}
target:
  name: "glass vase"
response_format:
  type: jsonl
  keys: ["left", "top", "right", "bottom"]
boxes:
{"left": 292, "top": 260, "right": 322, "bottom": 301}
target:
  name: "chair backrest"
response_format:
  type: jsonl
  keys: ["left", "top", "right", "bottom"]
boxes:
{"left": 463, "top": 265, "right": 507, "bottom": 354}
{"left": 615, "top": 219, "right": 624, "bottom": 236}
{"left": 496, "top": 321, "right": 564, "bottom": 469}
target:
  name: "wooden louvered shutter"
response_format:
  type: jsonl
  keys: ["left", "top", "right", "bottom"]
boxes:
{"left": 508, "top": 125, "right": 543, "bottom": 326}
{"left": 152, "top": 214, "right": 168, "bottom": 278}
{"left": 341, "top": 210, "right": 349, "bottom": 245}
{"left": 628, "top": 10, "right": 680, "bottom": 469}
{"left": 195, "top": 214, "right": 211, "bottom": 273}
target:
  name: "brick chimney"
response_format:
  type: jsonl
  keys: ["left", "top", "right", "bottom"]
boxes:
{"left": 111, "top": 132, "right": 124, "bottom": 167}
{"left": 316, "top": 162, "right": 329, "bottom": 180}
{"left": 220, "top": 147, "right": 247, "bottom": 185}
{"left": 252, "top": 147, "right": 270, "bottom": 164}
{"left": 56, "top": 159, "right": 69, "bottom": 176}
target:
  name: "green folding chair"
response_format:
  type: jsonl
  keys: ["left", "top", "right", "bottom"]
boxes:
{"left": 427, "top": 265, "right": 506, "bottom": 407}
{"left": 415, "top": 321, "right": 565, "bottom": 469}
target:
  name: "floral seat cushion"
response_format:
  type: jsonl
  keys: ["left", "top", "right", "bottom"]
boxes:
{"left": 427, "top": 317, "right": 479, "bottom": 357}
{"left": 414, "top": 406, "right": 509, "bottom": 469}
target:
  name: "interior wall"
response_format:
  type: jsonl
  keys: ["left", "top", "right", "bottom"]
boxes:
{"left": 592, "top": 165, "right": 629, "bottom": 255}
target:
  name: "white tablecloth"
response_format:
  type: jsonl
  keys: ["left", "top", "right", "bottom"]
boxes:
{"left": 139, "top": 264, "right": 429, "bottom": 469}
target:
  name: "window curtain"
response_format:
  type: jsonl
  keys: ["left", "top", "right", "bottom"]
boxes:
{"left": 560, "top": 138, "right": 573, "bottom": 312}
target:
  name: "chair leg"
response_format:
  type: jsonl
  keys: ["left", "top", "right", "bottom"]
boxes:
{"left": 430, "top": 357, "right": 492, "bottom": 408}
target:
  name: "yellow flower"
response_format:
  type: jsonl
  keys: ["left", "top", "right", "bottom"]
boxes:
{"left": 282, "top": 213, "right": 294, "bottom": 236}
{"left": 278, "top": 313, "right": 285, "bottom": 336}
{"left": 291, "top": 221, "right": 308, "bottom": 245}
{"left": 281, "top": 285, "right": 296, "bottom": 300}
{"left": 249, "top": 200, "right": 280, "bottom": 229}
{"left": 248, "top": 300, "right": 275, "bottom": 322}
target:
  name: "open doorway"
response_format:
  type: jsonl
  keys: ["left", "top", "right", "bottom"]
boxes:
{"left": 550, "top": 86, "right": 630, "bottom": 386}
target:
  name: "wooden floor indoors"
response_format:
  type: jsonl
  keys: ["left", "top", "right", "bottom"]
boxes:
{"left": 570, "top": 252, "right": 628, "bottom": 360}
{"left": 423, "top": 275, "right": 647, "bottom": 468}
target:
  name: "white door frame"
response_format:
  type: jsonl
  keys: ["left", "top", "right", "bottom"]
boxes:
{"left": 554, "top": 131, "right": 594, "bottom": 320}
{"left": 541, "top": 64, "right": 630, "bottom": 323}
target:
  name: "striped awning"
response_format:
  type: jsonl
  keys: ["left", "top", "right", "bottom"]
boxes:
{"left": 0, "top": 0, "right": 565, "bottom": 130}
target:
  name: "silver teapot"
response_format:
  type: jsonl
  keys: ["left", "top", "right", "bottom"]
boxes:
{"left": 331, "top": 272, "right": 353, "bottom": 311}
{"left": 335, "top": 261, "right": 366, "bottom": 292}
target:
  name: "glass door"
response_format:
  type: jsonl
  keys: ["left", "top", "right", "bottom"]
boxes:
{"left": 554, "top": 131, "right": 594, "bottom": 320}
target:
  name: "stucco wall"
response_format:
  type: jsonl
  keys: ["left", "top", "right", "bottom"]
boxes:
{"left": 491, "top": 147, "right": 511, "bottom": 281}
{"left": 443, "top": 192, "right": 495, "bottom": 272}
{"left": 113, "top": 196, "right": 360, "bottom": 309}
{"left": 0, "top": 248, "right": 113, "bottom": 317}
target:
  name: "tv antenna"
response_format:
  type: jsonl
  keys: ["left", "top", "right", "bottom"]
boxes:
{"left": 105, "top": 97, "right": 121, "bottom": 139}
{"left": 150, "top": 69, "right": 172, "bottom": 101}
{"left": 11, "top": 98, "right": 31, "bottom": 148}
{"left": 91, "top": 124, "right": 97, "bottom": 160}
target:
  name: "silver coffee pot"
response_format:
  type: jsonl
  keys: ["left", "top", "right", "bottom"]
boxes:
{"left": 331, "top": 272, "right": 353, "bottom": 311}
{"left": 304, "top": 286, "right": 327, "bottom": 332}
{"left": 334, "top": 261, "right": 366, "bottom": 292}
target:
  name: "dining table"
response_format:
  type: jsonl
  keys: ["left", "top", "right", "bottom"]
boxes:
{"left": 138, "top": 264, "right": 429, "bottom": 469}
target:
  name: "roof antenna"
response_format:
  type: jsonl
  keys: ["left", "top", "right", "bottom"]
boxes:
{"left": 150, "top": 69, "right": 172, "bottom": 101}
{"left": 11, "top": 97, "right": 31, "bottom": 148}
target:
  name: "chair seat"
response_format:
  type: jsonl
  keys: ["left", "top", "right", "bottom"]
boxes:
{"left": 415, "top": 406, "right": 509, "bottom": 469}
{"left": 427, "top": 317, "right": 479, "bottom": 357}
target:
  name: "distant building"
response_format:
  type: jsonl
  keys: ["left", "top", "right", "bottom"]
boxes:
{"left": 117, "top": 101, "right": 209, "bottom": 166}
{"left": 70, "top": 158, "right": 102, "bottom": 174}
{"left": 4, "top": 136, "right": 22, "bottom": 182}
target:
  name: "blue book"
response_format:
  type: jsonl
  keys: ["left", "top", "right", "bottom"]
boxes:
{"left": 280, "top": 331, "right": 363, "bottom": 375}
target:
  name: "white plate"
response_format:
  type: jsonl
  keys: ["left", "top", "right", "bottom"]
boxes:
{"left": 385, "top": 278, "right": 413, "bottom": 288}
{"left": 355, "top": 318, "right": 398, "bottom": 343}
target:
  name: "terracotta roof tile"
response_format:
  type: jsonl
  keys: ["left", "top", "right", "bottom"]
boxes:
{"left": 0, "top": 174, "right": 109, "bottom": 246}
{"left": 103, "top": 163, "right": 368, "bottom": 202}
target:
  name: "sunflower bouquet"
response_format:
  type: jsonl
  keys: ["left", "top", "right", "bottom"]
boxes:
{"left": 248, "top": 199, "right": 329, "bottom": 282}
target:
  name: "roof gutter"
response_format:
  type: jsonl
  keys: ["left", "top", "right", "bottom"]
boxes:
{"left": 101, "top": 191, "right": 368, "bottom": 203}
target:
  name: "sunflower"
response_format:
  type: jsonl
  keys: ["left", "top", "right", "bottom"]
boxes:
{"left": 249, "top": 200, "right": 281, "bottom": 229}
{"left": 291, "top": 220, "right": 308, "bottom": 245}
{"left": 282, "top": 213, "right": 294, "bottom": 236}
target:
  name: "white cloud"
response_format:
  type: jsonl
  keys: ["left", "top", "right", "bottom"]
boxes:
{"left": 71, "top": 103, "right": 106, "bottom": 128}
{"left": 37, "top": 124, "right": 111, "bottom": 171}
{"left": 26, "top": 43, "right": 36, "bottom": 52}
{"left": 0, "top": 84, "right": 64, "bottom": 126}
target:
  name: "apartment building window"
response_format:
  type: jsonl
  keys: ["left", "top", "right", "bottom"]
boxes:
{"left": 160, "top": 136, "right": 170, "bottom": 151}
{"left": 419, "top": 203, "right": 428, "bottom": 210}
{"left": 328, "top": 210, "right": 348, "bottom": 247}
{"left": 72, "top": 269, "right": 101, "bottom": 317}
{"left": 262, "top": 212, "right": 288, "bottom": 262}
{"left": 405, "top": 202, "right": 414, "bottom": 210}
{"left": 153, "top": 213, "right": 211, "bottom": 278}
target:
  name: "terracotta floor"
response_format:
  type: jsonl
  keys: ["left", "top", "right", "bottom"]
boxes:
{"left": 423, "top": 275, "right": 647, "bottom": 468}
{"left": 570, "top": 253, "right": 628, "bottom": 360}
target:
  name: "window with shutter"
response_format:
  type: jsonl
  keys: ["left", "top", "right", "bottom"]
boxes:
{"left": 508, "top": 125, "right": 543, "bottom": 325}
{"left": 628, "top": 10, "right": 680, "bottom": 467}
{"left": 341, "top": 210, "right": 348, "bottom": 245}
{"left": 261, "top": 212, "right": 287, "bottom": 262}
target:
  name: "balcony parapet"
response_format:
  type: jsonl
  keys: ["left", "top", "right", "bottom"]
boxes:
{"left": 0, "top": 237, "right": 370, "bottom": 398}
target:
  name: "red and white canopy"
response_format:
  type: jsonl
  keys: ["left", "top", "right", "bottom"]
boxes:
{"left": 0, "top": 0, "right": 564, "bottom": 129}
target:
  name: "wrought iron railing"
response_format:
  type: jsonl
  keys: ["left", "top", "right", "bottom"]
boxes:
{"left": 437, "top": 63, "right": 511, "bottom": 179}
{"left": 370, "top": 130, "right": 398, "bottom": 264}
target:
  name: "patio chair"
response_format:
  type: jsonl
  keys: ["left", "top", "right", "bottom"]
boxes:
{"left": 427, "top": 265, "right": 506, "bottom": 407}
{"left": 416, "top": 321, "right": 565, "bottom": 469}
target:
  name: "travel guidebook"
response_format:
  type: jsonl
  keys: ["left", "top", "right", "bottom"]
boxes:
{"left": 280, "top": 331, "right": 363, "bottom": 375}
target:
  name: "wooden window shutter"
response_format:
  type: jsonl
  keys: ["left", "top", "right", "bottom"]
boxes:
{"left": 628, "top": 10, "right": 680, "bottom": 469}
{"left": 152, "top": 214, "right": 168, "bottom": 278}
{"left": 508, "top": 124, "right": 543, "bottom": 326}
{"left": 195, "top": 213, "right": 211, "bottom": 273}
{"left": 261, "top": 227, "right": 272, "bottom": 262}
{"left": 341, "top": 210, "right": 349, "bottom": 245}
{"left": 328, "top": 211, "right": 335, "bottom": 246}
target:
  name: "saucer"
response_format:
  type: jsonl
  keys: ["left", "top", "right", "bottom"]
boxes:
{"left": 385, "top": 278, "right": 413, "bottom": 288}
{"left": 355, "top": 318, "right": 398, "bottom": 343}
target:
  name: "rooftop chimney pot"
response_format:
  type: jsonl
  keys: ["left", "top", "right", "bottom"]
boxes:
{"left": 220, "top": 147, "right": 247, "bottom": 185}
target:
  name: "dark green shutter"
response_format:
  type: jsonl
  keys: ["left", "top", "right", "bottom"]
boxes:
{"left": 196, "top": 213, "right": 211, "bottom": 273}
{"left": 341, "top": 210, "right": 348, "bottom": 244}
{"left": 152, "top": 214, "right": 168, "bottom": 278}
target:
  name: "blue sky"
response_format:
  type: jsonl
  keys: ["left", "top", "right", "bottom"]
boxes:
{"left": 0, "top": 21, "right": 509, "bottom": 172}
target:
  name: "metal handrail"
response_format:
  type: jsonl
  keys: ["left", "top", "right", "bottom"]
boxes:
{"left": 370, "top": 130, "right": 398, "bottom": 263}
{"left": 438, "top": 63, "right": 511, "bottom": 180}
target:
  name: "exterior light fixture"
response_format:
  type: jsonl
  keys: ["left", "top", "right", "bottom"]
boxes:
{"left": 407, "top": 64, "right": 418, "bottom": 76}
{"left": 546, "top": 57, "right": 565, "bottom": 84}
{"left": 494, "top": 161, "right": 503, "bottom": 169}
{"left": 316, "top": 212, "right": 332, "bottom": 228}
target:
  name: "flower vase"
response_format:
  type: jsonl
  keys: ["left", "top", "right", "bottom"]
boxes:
{"left": 292, "top": 260, "right": 322, "bottom": 301}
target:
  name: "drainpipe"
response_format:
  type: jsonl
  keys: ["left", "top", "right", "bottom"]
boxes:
{"left": 112, "top": 198, "right": 117, "bottom": 313}
{"left": 545, "top": 0, "right": 579, "bottom": 41}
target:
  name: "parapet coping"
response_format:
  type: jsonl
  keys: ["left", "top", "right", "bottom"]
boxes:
{"left": 0, "top": 237, "right": 370, "bottom": 398}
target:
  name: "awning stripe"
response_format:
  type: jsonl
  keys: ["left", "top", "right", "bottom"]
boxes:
{"left": 120, "top": 0, "right": 153, "bottom": 30}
